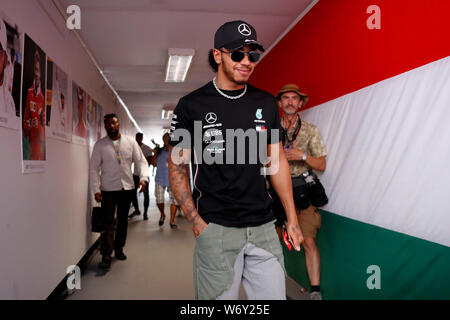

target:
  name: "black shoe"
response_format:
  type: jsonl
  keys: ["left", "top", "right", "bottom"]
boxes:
{"left": 115, "top": 250, "right": 127, "bottom": 260}
{"left": 170, "top": 223, "right": 178, "bottom": 229}
{"left": 99, "top": 256, "right": 112, "bottom": 270}
{"left": 128, "top": 210, "right": 141, "bottom": 218}
{"left": 143, "top": 214, "right": 148, "bottom": 220}
{"left": 159, "top": 215, "right": 165, "bottom": 226}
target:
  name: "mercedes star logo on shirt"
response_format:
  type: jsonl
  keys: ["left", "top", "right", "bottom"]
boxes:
{"left": 205, "top": 112, "right": 217, "bottom": 124}
{"left": 238, "top": 24, "right": 251, "bottom": 36}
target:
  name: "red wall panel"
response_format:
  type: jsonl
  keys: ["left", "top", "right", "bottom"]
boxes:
{"left": 250, "top": 0, "right": 450, "bottom": 110}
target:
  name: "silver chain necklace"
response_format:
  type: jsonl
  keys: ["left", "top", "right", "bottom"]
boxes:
{"left": 212, "top": 77, "right": 247, "bottom": 100}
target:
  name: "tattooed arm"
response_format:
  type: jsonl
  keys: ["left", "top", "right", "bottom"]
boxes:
{"left": 168, "top": 145, "right": 207, "bottom": 238}
{"left": 268, "top": 142, "right": 304, "bottom": 251}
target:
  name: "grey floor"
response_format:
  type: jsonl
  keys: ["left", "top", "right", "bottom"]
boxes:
{"left": 67, "top": 181, "right": 310, "bottom": 300}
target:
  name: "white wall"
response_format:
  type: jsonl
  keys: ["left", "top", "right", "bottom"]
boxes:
{"left": 0, "top": 0, "right": 137, "bottom": 299}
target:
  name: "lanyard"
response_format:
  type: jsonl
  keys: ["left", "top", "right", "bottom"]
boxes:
{"left": 110, "top": 137, "right": 122, "bottom": 164}
{"left": 283, "top": 114, "right": 302, "bottom": 148}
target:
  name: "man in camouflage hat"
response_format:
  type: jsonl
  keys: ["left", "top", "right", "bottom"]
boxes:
{"left": 276, "top": 83, "right": 327, "bottom": 300}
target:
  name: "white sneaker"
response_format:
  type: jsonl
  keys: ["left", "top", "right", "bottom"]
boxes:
{"left": 310, "top": 291, "right": 322, "bottom": 300}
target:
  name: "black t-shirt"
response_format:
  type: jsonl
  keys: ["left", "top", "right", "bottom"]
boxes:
{"left": 169, "top": 81, "right": 282, "bottom": 228}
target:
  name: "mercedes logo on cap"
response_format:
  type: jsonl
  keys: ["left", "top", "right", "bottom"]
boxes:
{"left": 205, "top": 112, "right": 217, "bottom": 124}
{"left": 238, "top": 24, "right": 251, "bottom": 36}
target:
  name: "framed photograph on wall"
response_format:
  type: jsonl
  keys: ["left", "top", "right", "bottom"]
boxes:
{"left": 72, "top": 81, "right": 87, "bottom": 145}
{"left": 0, "top": 11, "right": 22, "bottom": 130}
{"left": 21, "top": 33, "right": 46, "bottom": 174}
{"left": 45, "top": 57, "right": 71, "bottom": 142}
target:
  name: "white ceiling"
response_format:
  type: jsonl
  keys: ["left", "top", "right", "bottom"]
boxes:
{"left": 59, "top": 0, "right": 314, "bottom": 142}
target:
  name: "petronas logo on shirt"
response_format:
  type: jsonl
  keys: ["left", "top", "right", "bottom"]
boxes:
{"left": 256, "top": 109, "right": 263, "bottom": 119}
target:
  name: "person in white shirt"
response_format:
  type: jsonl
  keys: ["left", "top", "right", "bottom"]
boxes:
{"left": 90, "top": 113, "right": 149, "bottom": 270}
{"left": 129, "top": 132, "right": 154, "bottom": 220}
{"left": 0, "top": 19, "right": 15, "bottom": 117}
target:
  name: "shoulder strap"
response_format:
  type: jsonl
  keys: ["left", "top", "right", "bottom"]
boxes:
{"left": 290, "top": 114, "right": 302, "bottom": 142}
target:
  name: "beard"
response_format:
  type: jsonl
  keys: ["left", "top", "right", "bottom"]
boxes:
{"left": 282, "top": 104, "right": 299, "bottom": 115}
{"left": 283, "top": 109, "right": 297, "bottom": 115}
{"left": 107, "top": 128, "right": 119, "bottom": 139}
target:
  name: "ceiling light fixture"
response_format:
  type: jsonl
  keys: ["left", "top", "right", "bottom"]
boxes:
{"left": 165, "top": 48, "right": 195, "bottom": 83}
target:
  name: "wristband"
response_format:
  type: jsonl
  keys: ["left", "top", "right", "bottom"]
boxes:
{"left": 302, "top": 153, "right": 307, "bottom": 161}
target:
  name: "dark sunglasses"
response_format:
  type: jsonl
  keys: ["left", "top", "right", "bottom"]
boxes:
{"left": 219, "top": 49, "right": 261, "bottom": 63}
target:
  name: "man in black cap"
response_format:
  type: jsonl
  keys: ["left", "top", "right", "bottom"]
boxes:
{"left": 168, "top": 20, "right": 303, "bottom": 300}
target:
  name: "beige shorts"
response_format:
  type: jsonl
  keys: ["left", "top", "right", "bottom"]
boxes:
{"left": 154, "top": 183, "right": 178, "bottom": 206}
{"left": 297, "top": 205, "right": 322, "bottom": 238}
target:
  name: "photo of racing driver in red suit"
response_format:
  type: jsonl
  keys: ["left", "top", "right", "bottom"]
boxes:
{"left": 22, "top": 50, "right": 45, "bottom": 160}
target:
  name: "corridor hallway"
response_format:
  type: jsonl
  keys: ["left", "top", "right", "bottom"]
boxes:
{"left": 67, "top": 181, "right": 308, "bottom": 300}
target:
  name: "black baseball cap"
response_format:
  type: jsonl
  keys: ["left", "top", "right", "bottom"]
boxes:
{"left": 214, "top": 20, "right": 265, "bottom": 52}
